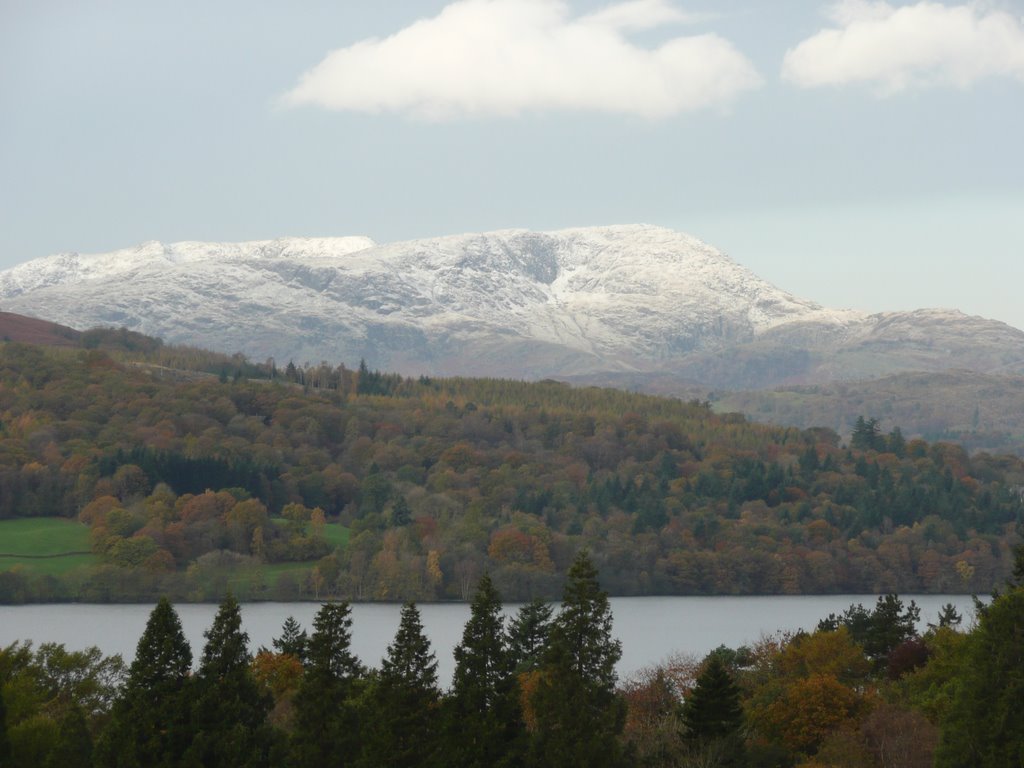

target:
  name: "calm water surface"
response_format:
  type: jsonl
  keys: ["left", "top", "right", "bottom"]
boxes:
{"left": 0, "top": 595, "right": 976, "bottom": 685}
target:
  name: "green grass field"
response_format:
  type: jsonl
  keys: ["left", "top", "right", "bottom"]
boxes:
{"left": 268, "top": 518, "right": 350, "bottom": 549}
{"left": 0, "top": 553, "right": 99, "bottom": 576}
{"left": 0, "top": 517, "right": 91, "bottom": 556}
{"left": 224, "top": 561, "right": 320, "bottom": 597}
{"left": 320, "top": 523, "right": 350, "bottom": 549}
{"left": 0, "top": 516, "right": 348, "bottom": 585}
{"left": 0, "top": 517, "right": 98, "bottom": 575}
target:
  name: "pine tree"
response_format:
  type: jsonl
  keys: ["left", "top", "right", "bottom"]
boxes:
{"left": 361, "top": 602, "right": 440, "bottom": 767}
{"left": 528, "top": 551, "right": 626, "bottom": 768}
{"left": 291, "top": 602, "right": 364, "bottom": 768}
{"left": 887, "top": 426, "right": 906, "bottom": 457}
{"left": 681, "top": 655, "right": 742, "bottom": 740}
{"left": 446, "top": 574, "right": 524, "bottom": 767}
{"left": 272, "top": 615, "right": 308, "bottom": 662}
{"left": 185, "top": 595, "right": 273, "bottom": 768}
{"left": 931, "top": 603, "right": 962, "bottom": 630}
{"left": 391, "top": 495, "right": 412, "bottom": 526}
{"left": 865, "top": 594, "right": 920, "bottom": 664}
{"left": 851, "top": 416, "right": 882, "bottom": 451}
{"left": 94, "top": 596, "right": 193, "bottom": 767}
{"left": 508, "top": 598, "right": 554, "bottom": 671}
{"left": 681, "top": 654, "right": 744, "bottom": 765}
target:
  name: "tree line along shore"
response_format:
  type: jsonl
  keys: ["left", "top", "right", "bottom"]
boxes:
{"left": 2, "top": 549, "right": 1023, "bottom": 768}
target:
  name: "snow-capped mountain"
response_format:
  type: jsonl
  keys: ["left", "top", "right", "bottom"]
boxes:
{"left": 2, "top": 225, "right": 1021, "bottom": 388}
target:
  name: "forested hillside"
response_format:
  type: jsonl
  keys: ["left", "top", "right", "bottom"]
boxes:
{"left": 0, "top": 340, "right": 1021, "bottom": 602}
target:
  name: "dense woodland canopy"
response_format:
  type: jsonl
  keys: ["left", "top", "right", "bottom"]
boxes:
{"left": 0, "top": 338, "right": 1022, "bottom": 602}
{"left": 3, "top": 550, "right": 1024, "bottom": 767}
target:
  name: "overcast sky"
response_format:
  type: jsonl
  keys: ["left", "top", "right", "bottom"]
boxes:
{"left": 2, "top": 0, "right": 1022, "bottom": 329}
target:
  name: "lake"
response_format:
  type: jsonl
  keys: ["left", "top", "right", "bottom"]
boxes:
{"left": 0, "top": 595, "right": 976, "bottom": 685}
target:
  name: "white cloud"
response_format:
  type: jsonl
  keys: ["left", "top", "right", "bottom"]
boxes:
{"left": 783, "top": 1, "right": 1024, "bottom": 92}
{"left": 283, "top": 0, "right": 760, "bottom": 119}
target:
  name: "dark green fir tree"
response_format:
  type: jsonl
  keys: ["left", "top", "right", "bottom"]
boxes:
{"left": 930, "top": 603, "right": 962, "bottom": 630}
{"left": 508, "top": 597, "right": 554, "bottom": 672}
{"left": 272, "top": 615, "right": 308, "bottom": 662}
{"left": 94, "top": 596, "right": 193, "bottom": 767}
{"left": 681, "top": 654, "right": 745, "bottom": 765}
{"left": 445, "top": 574, "right": 524, "bottom": 767}
{"left": 291, "top": 602, "right": 364, "bottom": 768}
{"left": 184, "top": 594, "right": 273, "bottom": 768}
{"left": 528, "top": 551, "right": 627, "bottom": 768}
{"left": 360, "top": 602, "right": 441, "bottom": 768}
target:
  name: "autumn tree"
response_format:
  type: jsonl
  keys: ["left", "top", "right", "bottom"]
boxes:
{"left": 744, "top": 627, "right": 873, "bottom": 761}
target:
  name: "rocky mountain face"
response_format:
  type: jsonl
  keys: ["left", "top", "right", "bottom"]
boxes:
{"left": 2, "top": 225, "right": 1022, "bottom": 390}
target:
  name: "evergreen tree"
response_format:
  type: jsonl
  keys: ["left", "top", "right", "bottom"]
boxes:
{"left": 1009, "top": 543, "right": 1024, "bottom": 588}
{"left": 508, "top": 598, "right": 554, "bottom": 671}
{"left": 681, "top": 654, "right": 744, "bottom": 765}
{"left": 446, "top": 574, "right": 524, "bottom": 767}
{"left": 819, "top": 594, "right": 919, "bottom": 666}
{"left": 865, "top": 594, "right": 920, "bottom": 664}
{"left": 272, "top": 615, "right": 308, "bottom": 662}
{"left": 851, "top": 416, "right": 882, "bottom": 451}
{"left": 930, "top": 603, "right": 962, "bottom": 630}
{"left": 936, "top": 586, "right": 1024, "bottom": 766}
{"left": 291, "top": 603, "right": 364, "bottom": 768}
{"left": 361, "top": 602, "right": 440, "bottom": 768}
{"left": 94, "top": 597, "right": 193, "bottom": 767}
{"left": 887, "top": 426, "right": 906, "bottom": 457}
{"left": 528, "top": 551, "right": 626, "bottom": 768}
{"left": 391, "top": 495, "right": 412, "bottom": 527}
{"left": 184, "top": 595, "right": 272, "bottom": 768}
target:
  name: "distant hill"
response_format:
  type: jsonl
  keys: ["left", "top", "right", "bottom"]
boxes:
{"left": 716, "top": 369, "right": 1024, "bottom": 456}
{"left": 0, "top": 311, "right": 80, "bottom": 347}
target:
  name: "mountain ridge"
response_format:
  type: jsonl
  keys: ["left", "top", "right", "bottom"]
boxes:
{"left": 1, "top": 224, "right": 1021, "bottom": 389}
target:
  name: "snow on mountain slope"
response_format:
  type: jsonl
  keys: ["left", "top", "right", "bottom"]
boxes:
{"left": 0, "top": 236, "right": 376, "bottom": 297}
{"left": 0, "top": 226, "right": 840, "bottom": 372}
{"left": 2, "top": 224, "right": 1018, "bottom": 386}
